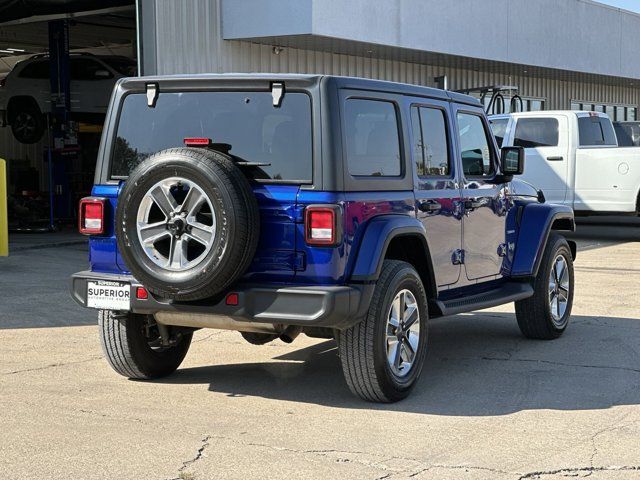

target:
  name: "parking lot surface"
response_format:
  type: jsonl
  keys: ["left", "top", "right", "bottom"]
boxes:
{"left": 1, "top": 223, "right": 639, "bottom": 480}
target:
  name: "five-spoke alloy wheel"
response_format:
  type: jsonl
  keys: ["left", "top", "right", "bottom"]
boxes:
{"left": 385, "top": 289, "right": 421, "bottom": 377}
{"left": 137, "top": 177, "right": 216, "bottom": 271}
{"left": 339, "top": 260, "right": 429, "bottom": 403}
{"left": 516, "top": 233, "right": 574, "bottom": 339}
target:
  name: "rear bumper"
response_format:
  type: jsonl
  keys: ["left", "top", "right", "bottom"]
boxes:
{"left": 70, "top": 271, "right": 373, "bottom": 330}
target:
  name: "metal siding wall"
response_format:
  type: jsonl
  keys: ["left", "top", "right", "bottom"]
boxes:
{"left": 152, "top": 0, "right": 640, "bottom": 111}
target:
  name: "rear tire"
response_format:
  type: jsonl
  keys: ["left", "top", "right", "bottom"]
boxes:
{"left": 338, "top": 260, "right": 429, "bottom": 403}
{"left": 515, "top": 233, "right": 574, "bottom": 340}
{"left": 98, "top": 310, "right": 192, "bottom": 379}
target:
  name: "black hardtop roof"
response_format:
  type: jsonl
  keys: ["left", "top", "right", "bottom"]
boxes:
{"left": 118, "top": 73, "right": 481, "bottom": 107}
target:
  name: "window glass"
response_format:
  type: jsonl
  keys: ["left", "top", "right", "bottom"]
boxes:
{"left": 457, "top": 112, "right": 494, "bottom": 176}
{"left": 570, "top": 102, "right": 581, "bottom": 111}
{"left": 529, "top": 100, "right": 544, "bottom": 111}
{"left": 489, "top": 118, "right": 509, "bottom": 147}
{"left": 102, "top": 57, "right": 137, "bottom": 76}
{"left": 345, "top": 99, "right": 401, "bottom": 177}
{"left": 513, "top": 118, "right": 559, "bottom": 148}
{"left": 70, "top": 58, "right": 112, "bottom": 81}
{"left": 614, "top": 106, "right": 623, "bottom": 122}
{"left": 411, "top": 107, "right": 449, "bottom": 176}
{"left": 19, "top": 60, "right": 50, "bottom": 79}
{"left": 578, "top": 116, "right": 617, "bottom": 146}
{"left": 613, "top": 123, "right": 635, "bottom": 146}
{"left": 627, "top": 107, "right": 637, "bottom": 122}
{"left": 111, "top": 91, "right": 313, "bottom": 181}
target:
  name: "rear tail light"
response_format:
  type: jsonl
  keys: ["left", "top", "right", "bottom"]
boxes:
{"left": 304, "top": 205, "right": 341, "bottom": 246}
{"left": 225, "top": 293, "right": 239, "bottom": 306}
{"left": 79, "top": 197, "right": 106, "bottom": 235}
{"left": 136, "top": 287, "right": 149, "bottom": 300}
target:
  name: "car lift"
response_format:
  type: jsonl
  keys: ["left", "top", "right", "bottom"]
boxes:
{"left": 45, "top": 19, "right": 75, "bottom": 232}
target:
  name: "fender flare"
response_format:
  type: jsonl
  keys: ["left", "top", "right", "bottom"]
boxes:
{"left": 349, "top": 215, "right": 436, "bottom": 288}
{"left": 511, "top": 203, "right": 575, "bottom": 278}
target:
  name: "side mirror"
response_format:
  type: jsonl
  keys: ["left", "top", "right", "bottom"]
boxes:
{"left": 93, "top": 69, "right": 112, "bottom": 79}
{"left": 500, "top": 146, "right": 525, "bottom": 175}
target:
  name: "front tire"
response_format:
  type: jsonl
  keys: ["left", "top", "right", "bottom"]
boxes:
{"left": 338, "top": 260, "right": 429, "bottom": 403}
{"left": 515, "top": 233, "right": 574, "bottom": 340}
{"left": 98, "top": 310, "right": 192, "bottom": 379}
{"left": 10, "top": 100, "right": 44, "bottom": 144}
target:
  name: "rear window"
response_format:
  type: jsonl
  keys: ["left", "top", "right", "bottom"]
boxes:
{"left": 514, "top": 118, "right": 559, "bottom": 148}
{"left": 613, "top": 122, "right": 640, "bottom": 147}
{"left": 578, "top": 116, "right": 617, "bottom": 146}
{"left": 489, "top": 118, "right": 509, "bottom": 147}
{"left": 110, "top": 91, "right": 313, "bottom": 182}
{"left": 344, "top": 99, "right": 401, "bottom": 177}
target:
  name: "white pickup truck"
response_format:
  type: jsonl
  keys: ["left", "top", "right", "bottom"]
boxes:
{"left": 490, "top": 111, "right": 640, "bottom": 215}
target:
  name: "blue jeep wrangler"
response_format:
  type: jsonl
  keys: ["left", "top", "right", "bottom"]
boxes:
{"left": 71, "top": 74, "right": 576, "bottom": 402}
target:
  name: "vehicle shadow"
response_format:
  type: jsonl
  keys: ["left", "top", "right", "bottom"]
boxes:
{"left": 162, "top": 312, "right": 640, "bottom": 415}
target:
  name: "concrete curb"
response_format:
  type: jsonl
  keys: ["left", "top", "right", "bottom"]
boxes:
{"left": 10, "top": 240, "right": 88, "bottom": 252}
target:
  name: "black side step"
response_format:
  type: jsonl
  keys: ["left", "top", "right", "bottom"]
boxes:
{"left": 432, "top": 282, "right": 534, "bottom": 318}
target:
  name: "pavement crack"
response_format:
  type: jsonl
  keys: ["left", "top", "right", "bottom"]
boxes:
{"left": 171, "top": 435, "right": 212, "bottom": 480}
{"left": 518, "top": 465, "right": 640, "bottom": 479}
{"left": 418, "top": 464, "right": 515, "bottom": 476}
{"left": 2, "top": 356, "right": 102, "bottom": 375}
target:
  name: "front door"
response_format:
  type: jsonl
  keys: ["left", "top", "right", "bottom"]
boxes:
{"left": 511, "top": 115, "right": 569, "bottom": 205}
{"left": 454, "top": 108, "right": 508, "bottom": 281}
{"left": 410, "top": 102, "right": 462, "bottom": 287}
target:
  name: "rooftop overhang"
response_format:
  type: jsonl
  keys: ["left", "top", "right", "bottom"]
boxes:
{"left": 223, "top": 0, "right": 640, "bottom": 86}
{"left": 0, "top": 0, "right": 134, "bottom": 25}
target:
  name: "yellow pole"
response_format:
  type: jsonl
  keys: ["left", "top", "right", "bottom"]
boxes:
{"left": 0, "top": 159, "right": 7, "bottom": 256}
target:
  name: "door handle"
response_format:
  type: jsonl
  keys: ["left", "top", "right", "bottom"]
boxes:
{"left": 547, "top": 156, "right": 564, "bottom": 161}
{"left": 418, "top": 199, "right": 442, "bottom": 213}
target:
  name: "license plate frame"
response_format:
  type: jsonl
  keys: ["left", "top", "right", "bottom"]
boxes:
{"left": 87, "top": 281, "right": 131, "bottom": 311}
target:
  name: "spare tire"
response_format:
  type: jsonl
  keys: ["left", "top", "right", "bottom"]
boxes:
{"left": 116, "top": 147, "right": 260, "bottom": 301}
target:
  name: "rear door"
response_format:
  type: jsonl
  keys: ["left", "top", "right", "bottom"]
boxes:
{"left": 410, "top": 101, "right": 462, "bottom": 287}
{"left": 574, "top": 113, "right": 636, "bottom": 212}
{"left": 511, "top": 115, "right": 569, "bottom": 204}
{"left": 108, "top": 87, "right": 313, "bottom": 281}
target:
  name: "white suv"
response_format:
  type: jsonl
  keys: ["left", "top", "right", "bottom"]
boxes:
{"left": 0, "top": 53, "right": 136, "bottom": 144}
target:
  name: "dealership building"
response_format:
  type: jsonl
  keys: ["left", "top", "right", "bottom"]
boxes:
{"left": 1, "top": 0, "right": 640, "bottom": 228}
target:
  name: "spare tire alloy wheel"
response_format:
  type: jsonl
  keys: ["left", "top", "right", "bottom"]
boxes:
{"left": 137, "top": 177, "right": 216, "bottom": 271}
{"left": 116, "top": 148, "right": 260, "bottom": 301}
